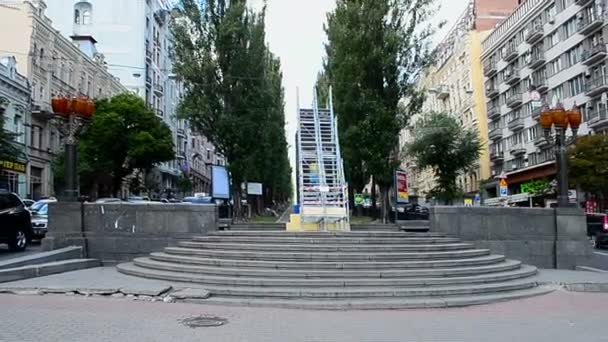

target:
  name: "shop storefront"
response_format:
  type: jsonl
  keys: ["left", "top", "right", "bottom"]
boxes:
{"left": 0, "top": 159, "right": 27, "bottom": 198}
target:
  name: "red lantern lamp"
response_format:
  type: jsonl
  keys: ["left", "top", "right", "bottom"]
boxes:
{"left": 567, "top": 104, "right": 582, "bottom": 129}
{"left": 552, "top": 103, "right": 568, "bottom": 128}
{"left": 539, "top": 107, "right": 554, "bottom": 129}
{"left": 51, "top": 96, "right": 69, "bottom": 116}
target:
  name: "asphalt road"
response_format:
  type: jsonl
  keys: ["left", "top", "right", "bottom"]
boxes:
{"left": 0, "top": 290, "right": 606, "bottom": 342}
{"left": 591, "top": 246, "right": 608, "bottom": 271}
{"left": 0, "top": 241, "right": 42, "bottom": 262}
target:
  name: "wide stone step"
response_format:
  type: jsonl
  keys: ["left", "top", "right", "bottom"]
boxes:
{"left": 133, "top": 257, "right": 522, "bottom": 278}
{"left": 198, "top": 278, "right": 536, "bottom": 299}
{"left": 197, "top": 286, "right": 554, "bottom": 309}
{"left": 193, "top": 236, "right": 461, "bottom": 245}
{"left": 116, "top": 262, "right": 537, "bottom": 287}
{"left": 149, "top": 252, "right": 507, "bottom": 270}
{"left": 177, "top": 241, "right": 474, "bottom": 253}
{"left": 209, "top": 231, "right": 447, "bottom": 238}
{"left": 163, "top": 246, "right": 491, "bottom": 261}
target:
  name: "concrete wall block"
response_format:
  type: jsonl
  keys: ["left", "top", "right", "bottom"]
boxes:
{"left": 556, "top": 214, "right": 588, "bottom": 241}
{"left": 48, "top": 202, "right": 82, "bottom": 233}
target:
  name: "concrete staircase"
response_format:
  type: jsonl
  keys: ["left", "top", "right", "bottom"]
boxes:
{"left": 117, "top": 226, "right": 551, "bottom": 309}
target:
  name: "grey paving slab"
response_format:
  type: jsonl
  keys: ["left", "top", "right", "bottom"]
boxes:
{"left": 0, "top": 266, "right": 202, "bottom": 296}
{"left": 0, "top": 290, "right": 607, "bottom": 342}
{"left": 535, "top": 268, "right": 608, "bottom": 284}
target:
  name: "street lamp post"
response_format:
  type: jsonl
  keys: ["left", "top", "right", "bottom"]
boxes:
{"left": 536, "top": 103, "right": 581, "bottom": 208}
{"left": 50, "top": 96, "right": 95, "bottom": 202}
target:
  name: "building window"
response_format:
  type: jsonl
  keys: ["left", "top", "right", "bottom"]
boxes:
{"left": 74, "top": 2, "right": 93, "bottom": 25}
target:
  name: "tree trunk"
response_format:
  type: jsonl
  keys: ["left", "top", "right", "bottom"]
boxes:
{"left": 379, "top": 184, "right": 389, "bottom": 224}
{"left": 371, "top": 177, "right": 377, "bottom": 218}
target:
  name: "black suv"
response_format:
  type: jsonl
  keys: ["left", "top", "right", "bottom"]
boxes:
{"left": 0, "top": 192, "right": 32, "bottom": 251}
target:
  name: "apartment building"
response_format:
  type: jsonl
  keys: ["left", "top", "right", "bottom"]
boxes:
{"left": 482, "top": 0, "right": 605, "bottom": 203}
{"left": 0, "top": 1, "right": 126, "bottom": 199}
{"left": 402, "top": 0, "right": 519, "bottom": 200}
{"left": 0, "top": 57, "right": 30, "bottom": 198}
{"left": 45, "top": 0, "right": 219, "bottom": 196}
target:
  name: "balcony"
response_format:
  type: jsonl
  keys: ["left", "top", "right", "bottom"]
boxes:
{"left": 506, "top": 93, "right": 523, "bottom": 108}
{"left": 146, "top": 76, "right": 152, "bottom": 86}
{"left": 534, "top": 135, "right": 551, "bottom": 148}
{"left": 483, "top": 61, "right": 497, "bottom": 77}
{"left": 504, "top": 70, "right": 521, "bottom": 85}
{"left": 177, "top": 128, "right": 186, "bottom": 137}
{"left": 582, "top": 44, "right": 607, "bottom": 66}
{"left": 510, "top": 143, "right": 526, "bottom": 156}
{"left": 487, "top": 106, "right": 500, "bottom": 120}
{"left": 489, "top": 127, "right": 503, "bottom": 141}
{"left": 31, "top": 101, "right": 54, "bottom": 119}
{"left": 525, "top": 24, "right": 544, "bottom": 44}
{"left": 528, "top": 51, "right": 545, "bottom": 69}
{"left": 508, "top": 117, "right": 525, "bottom": 131}
{"left": 587, "top": 107, "right": 608, "bottom": 131}
{"left": 578, "top": 10, "right": 605, "bottom": 35}
{"left": 436, "top": 85, "right": 449, "bottom": 100}
{"left": 154, "top": 83, "right": 164, "bottom": 96}
{"left": 575, "top": 0, "right": 593, "bottom": 5}
{"left": 503, "top": 43, "right": 518, "bottom": 62}
{"left": 146, "top": 48, "right": 152, "bottom": 62}
{"left": 490, "top": 151, "right": 505, "bottom": 163}
{"left": 532, "top": 77, "right": 549, "bottom": 94}
{"left": 486, "top": 84, "right": 499, "bottom": 98}
{"left": 584, "top": 74, "right": 608, "bottom": 97}
{"left": 156, "top": 109, "right": 164, "bottom": 118}
{"left": 532, "top": 107, "right": 542, "bottom": 120}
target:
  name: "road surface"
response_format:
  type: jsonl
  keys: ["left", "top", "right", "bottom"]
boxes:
{"left": 591, "top": 247, "right": 608, "bottom": 271}
{"left": 0, "top": 242, "right": 42, "bottom": 262}
{"left": 0, "top": 290, "right": 606, "bottom": 342}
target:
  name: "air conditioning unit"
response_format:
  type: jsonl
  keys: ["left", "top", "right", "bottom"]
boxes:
{"left": 548, "top": 16, "right": 555, "bottom": 24}
{"left": 585, "top": 70, "right": 592, "bottom": 77}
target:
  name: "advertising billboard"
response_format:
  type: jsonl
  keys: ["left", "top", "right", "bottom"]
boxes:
{"left": 395, "top": 170, "right": 409, "bottom": 204}
{"left": 211, "top": 165, "right": 231, "bottom": 199}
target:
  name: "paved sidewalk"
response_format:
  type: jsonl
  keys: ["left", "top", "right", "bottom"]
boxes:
{"left": 0, "top": 290, "right": 606, "bottom": 342}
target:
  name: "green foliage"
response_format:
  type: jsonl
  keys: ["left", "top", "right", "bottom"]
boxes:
{"left": 177, "top": 173, "right": 194, "bottom": 195}
{"left": 408, "top": 112, "right": 483, "bottom": 202}
{"left": 569, "top": 135, "right": 608, "bottom": 197}
{"left": 322, "top": 0, "right": 439, "bottom": 218}
{"left": 78, "top": 93, "right": 174, "bottom": 196}
{"left": 0, "top": 98, "right": 22, "bottom": 161}
{"left": 171, "top": 0, "right": 291, "bottom": 203}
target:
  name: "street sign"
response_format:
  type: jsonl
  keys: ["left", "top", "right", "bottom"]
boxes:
{"left": 499, "top": 178, "right": 508, "bottom": 198}
{"left": 568, "top": 189, "right": 577, "bottom": 204}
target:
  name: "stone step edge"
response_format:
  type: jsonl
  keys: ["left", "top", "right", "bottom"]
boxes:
{"left": 192, "top": 278, "right": 537, "bottom": 298}
{"left": 116, "top": 262, "right": 538, "bottom": 287}
{"left": 0, "top": 259, "right": 101, "bottom": 284}
{"left": 210, "top": 231, "right": 445, "bottom": 236}
{"left": 177, "top": 242, "right": 474, "bottom": 251}
{"left": 192, "top": 236, "right": 461, "bottom": 244}
{"left": 134, "top": 257, "right": 522, "bottom": 278}
{"left": 149, "top": 252, "right": 507, "bottom": 269}
{"left": 163, "top": 247, "right": 491, "bottom": 260}
{"left": 192, "top": 286, "right": 555, "bottom": 310}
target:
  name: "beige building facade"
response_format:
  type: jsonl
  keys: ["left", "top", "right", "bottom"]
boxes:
{"left": 402, "top": 0, "right": 519, "bottom": 200}
{"left": 0, "top": 0, "right": 125, "bottom": 199}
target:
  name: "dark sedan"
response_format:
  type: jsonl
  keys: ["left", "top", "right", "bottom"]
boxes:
{"left": 0, "top": 192, "right": 33, "bottom": 251}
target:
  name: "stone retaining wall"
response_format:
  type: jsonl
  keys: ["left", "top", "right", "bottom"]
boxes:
{"left": 42, "top": 202, "right": 217, "bottom": 264}
{"left": 429, "top": 206, "right": 592, "bottom": 269}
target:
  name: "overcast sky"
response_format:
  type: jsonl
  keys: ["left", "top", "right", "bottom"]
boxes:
{"left": 249, "top": 0, "right": 469, "bottom": 188}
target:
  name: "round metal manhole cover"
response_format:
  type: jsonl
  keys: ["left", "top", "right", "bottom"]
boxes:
{"left": 180, "top": 315, "right": 228, "bottom": 328}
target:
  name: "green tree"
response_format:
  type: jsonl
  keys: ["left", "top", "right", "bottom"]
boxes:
{"left": 77, "top": 93, "right": 174, "bottom": 197}
{"left": 322, "top": 0, "right": 439, "bottom": 221}
{"left": 171, "top": 0, "right": 292, "bottom": 215}
{"left": 408, "top": 112, "right": 483, "bottom": 203}
{"left": 0, "top": 98, "right": 22, "bottom": 161}
{"left": 569, "top": 135, "right": 608, "bottom": 198}
{"left": 177, "top": 173, "right": 194, "bottom": 196}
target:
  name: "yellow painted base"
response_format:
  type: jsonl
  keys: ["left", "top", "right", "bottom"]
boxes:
{"left": 286, "top": 213, "right": 350, "bottom": 232}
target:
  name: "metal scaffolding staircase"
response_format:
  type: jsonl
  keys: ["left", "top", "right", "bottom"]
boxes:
{"left": 296, "top": 88, "right": 349, "bottom": 231}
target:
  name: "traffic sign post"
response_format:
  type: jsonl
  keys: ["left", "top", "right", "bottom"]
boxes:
{"left": 499, "top": 178, "right": 509, "bottom": 198}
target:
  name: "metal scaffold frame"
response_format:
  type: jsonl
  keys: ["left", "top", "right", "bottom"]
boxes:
{"left": 296, "top": 87, "right": 349, "bottom": 231}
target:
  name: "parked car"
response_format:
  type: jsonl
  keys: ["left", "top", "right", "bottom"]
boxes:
{"left": 183, "top": 196, "right": 213, "bottom": 204}
{"left": 0, "top": 192, "right": 33, "bottom": 251}
{"left": 587, "top": 213, "right": 608, "bottom": 248}
{"left": 22, "top": 199, "right": 35, "bottom": 208}
{"left": 29, "top": 198, "right": 57, "bottom": 239}
{"left": 95, "top": 198, "right": 123, "bottom": 204}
